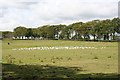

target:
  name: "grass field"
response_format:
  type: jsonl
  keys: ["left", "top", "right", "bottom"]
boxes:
{"left": 2, "top": 40, "right": 118, "bottom": 79}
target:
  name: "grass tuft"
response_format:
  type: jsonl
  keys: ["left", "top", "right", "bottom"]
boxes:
{"left": 108, "top": 56, "right": 112, "bottom": 58}
{"left": 93, "top": 56, "right": 98, "bottom": 59}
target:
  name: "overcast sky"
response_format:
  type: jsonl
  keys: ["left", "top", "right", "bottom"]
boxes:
{"left": 0, "top": 0, "right": 119, "bottom": 31}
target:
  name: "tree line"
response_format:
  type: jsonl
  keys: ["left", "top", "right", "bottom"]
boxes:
{"left": 2, "top": 17, "right": 120, "bottom": 41}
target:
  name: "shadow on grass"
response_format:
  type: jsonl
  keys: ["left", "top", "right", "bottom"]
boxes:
{"left": 2, "top": 63, "right": 119, "bottom": 79}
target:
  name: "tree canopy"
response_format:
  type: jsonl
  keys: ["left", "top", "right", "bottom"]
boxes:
{"left": 5, "top": 17, "right": 120, "bottom": 41}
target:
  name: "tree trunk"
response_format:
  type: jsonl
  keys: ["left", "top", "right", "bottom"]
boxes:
{"left": 113, "top": 33, "right": 115, "bottom": 40}
{"left": 83, "top": 35, "right": 85, "bottom": 40}
{"left": 107, "top": 33, "right": 109, "bottom": 40}
{"left": 110, "top": 34, "right": 112, "bottom": 40}
{"left": 93, "top": 35, "right": 95, "bottom": 41}
{"left": 22, "top": 36, "right": 23, "bottom": 39}
{"left": 103, "top": 35, "right": 106, "bottom": 40}
{"left": 75, "top": 33, "right": 77, "bottom": 40}
{"left": 78, "top": 33, "right": 80, "bottom": 40}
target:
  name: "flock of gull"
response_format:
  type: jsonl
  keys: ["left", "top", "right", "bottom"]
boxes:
{"left": 12, "top": 46, "right": 106, "bottom": 51}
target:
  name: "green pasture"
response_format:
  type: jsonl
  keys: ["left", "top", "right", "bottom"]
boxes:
{"left": 2, "top": 40, "right": 118, "bottom": 79}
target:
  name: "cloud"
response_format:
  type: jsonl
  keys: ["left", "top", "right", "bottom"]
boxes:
{"left": 0, "top": 0, "right": 119, "bottom": 31}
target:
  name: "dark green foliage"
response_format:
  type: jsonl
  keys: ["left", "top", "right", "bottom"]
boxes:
{"left": 2, "top": 31, "right": 13, "bottom": 38}
{"left": 13, "top": 26, "right": 27, "bottom": 39}
{"left": 13, "top": 17, "right": 120, "bottom": 41}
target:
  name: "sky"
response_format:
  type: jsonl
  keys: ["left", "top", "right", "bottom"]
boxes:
{"left": 0, "top": 0, "right": 119, "bottom": 31}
